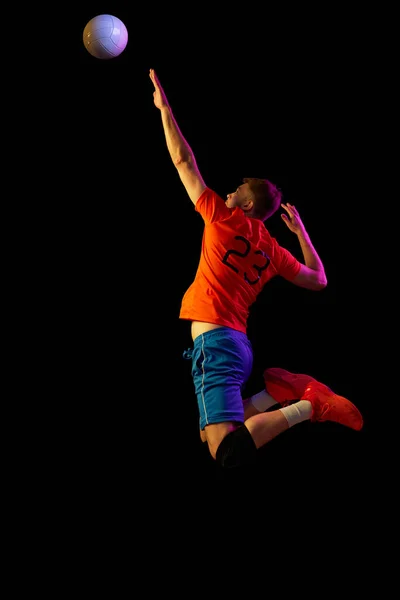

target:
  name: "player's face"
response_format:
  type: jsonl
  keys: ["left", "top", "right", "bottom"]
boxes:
{"left": 226, "top": 183, "right": 251, "bottom": 209}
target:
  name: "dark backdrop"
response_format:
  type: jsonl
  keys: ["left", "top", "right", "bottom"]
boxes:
{"left": 37, "top": 5, "right": 381, "bottom": 564}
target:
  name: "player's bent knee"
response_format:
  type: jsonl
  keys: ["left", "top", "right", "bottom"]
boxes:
{"left": 215, "top": 425, "right": 257, "bottom": 468}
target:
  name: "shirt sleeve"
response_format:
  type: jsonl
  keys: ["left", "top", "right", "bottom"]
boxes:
{"left": 195, "top": 188, "right": 231, "bottom": 224}
{"left": 274, "top": 243, "right": 302, "bottom": 280}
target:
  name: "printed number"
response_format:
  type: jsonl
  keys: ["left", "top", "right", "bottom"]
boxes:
{"left": 222, "top": 235, "right": 270, "bottom": 285}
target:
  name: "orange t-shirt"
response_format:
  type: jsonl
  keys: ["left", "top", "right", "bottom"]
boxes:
{"left": 179, "top": 188, "right": 301, "bottom": 333}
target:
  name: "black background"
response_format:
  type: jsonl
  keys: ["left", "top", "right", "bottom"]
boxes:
{"left": 26, "top": 4, "right": 385, "bottom": 570}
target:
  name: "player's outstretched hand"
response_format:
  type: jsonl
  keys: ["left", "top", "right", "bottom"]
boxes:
{"left": 149, "top": 68, "right": 169, "bottom": 110}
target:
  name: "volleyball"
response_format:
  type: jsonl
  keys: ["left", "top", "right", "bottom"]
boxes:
{"left": 83, "top": 14, "right": 128, "bottom": 60}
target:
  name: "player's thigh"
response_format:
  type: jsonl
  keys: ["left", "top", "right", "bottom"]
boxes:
{"left": 203, "top": 421, "right": 238, "bottom": 459}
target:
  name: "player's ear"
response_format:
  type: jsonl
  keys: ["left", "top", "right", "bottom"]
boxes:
{"left": 242, "top": 198, "right": 254, "bottom": 211}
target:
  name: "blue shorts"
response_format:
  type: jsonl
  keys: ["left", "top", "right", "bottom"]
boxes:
{"left": 183, "top": 327, "right": 253, "bottom": 430}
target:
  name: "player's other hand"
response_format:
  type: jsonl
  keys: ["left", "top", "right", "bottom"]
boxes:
{"left": 280, "top": 203, "right": 306, "bottom": 236}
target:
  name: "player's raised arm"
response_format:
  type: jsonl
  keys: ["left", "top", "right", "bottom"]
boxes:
{"left": 149, "top": 68, "right": 206, "bottom": 205}
{"left": 281, "top": 202, "right": 327, "bottom": 291}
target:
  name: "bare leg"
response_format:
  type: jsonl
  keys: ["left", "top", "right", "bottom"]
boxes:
{"left": 243, "top": 395, "right": 270, "bottom": 419}
{"left": 244, "top": 410, "right": 289, "bottom": 448}
{"left": 201, "top": 422, "right": 238, "bottom": 459}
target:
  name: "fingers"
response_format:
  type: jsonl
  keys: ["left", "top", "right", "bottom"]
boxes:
{"left": 149, "top": 68, "right": 157, "bottom": 85}
{"left": 281, "top": 202, "right": 297, "bottom": 217}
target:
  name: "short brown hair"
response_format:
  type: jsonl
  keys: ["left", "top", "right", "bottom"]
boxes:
{"left": 243, "top": 177, "right": 282, "bottom": 221}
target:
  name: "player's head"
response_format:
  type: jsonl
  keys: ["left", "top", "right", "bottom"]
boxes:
{"left": 226, "top": 178, "right": 282, "bottom": 221}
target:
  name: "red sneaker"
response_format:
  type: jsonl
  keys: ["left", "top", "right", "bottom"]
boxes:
{"left": 264, "top": 367, "right": 324, "bottom": 406}
{"left": 302, "top": 381, "right": 363, "bottom": 431}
